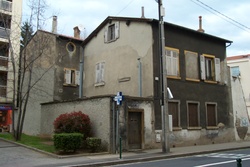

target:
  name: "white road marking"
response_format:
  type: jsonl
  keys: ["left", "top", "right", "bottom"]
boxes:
{"left": 194, "top": 157, "right": 250, "bottom": 167}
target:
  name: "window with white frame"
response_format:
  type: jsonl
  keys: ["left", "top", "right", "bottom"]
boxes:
{"left": 95, "top": 62, "right": 105, "bottom": 85}
{"left": 64, "top": 68, "right": 79, "bottom": 86}
{"left": 166, "top": 47, "right": 179, "bottom": 77}
{"left": 200, "top": 54, "right": 220, "bottom": 82}
{"left": 104, "top": 22, "right": 120, "bottom": 43}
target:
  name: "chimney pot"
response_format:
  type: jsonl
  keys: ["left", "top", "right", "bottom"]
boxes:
{"left": 141, "top": 6, "right": 145, "bottom": 18}
{"left": 197, "top": 16, "right": 205, "bottom": 33}
{"left": 52, "top": 16, "right": 57, "bottom": 34}
{"left": 73, "top": 26, "right": 81, "bottom": 39}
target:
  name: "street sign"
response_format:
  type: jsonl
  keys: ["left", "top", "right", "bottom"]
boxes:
{"left": 113, "top": 92, "right": 123, "bottom": 105}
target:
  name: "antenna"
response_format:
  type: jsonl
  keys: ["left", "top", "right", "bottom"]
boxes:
{"left": 78, "top": 24, "right": 86, "bottom": 39}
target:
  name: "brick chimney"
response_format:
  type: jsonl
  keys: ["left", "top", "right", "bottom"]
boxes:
{"left": 197, "top": 16, "right": 205, "bottom": 33}
{"left": 73, "top": 26, "right": 81, "bottom": 39}
{"left": 52, "top": 16, "right": 57, "bottom": 34}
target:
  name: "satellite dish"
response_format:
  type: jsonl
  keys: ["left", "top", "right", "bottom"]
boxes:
{"left": 78, "top": 24, "right": 85, "bottom": 31}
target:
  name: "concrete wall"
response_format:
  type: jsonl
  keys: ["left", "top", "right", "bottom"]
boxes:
{"left": 230, "top": 76, "right": 250, "bottom": 140}
{"left": 83, "top": 20, "right": 154, "bottom": 97}
{"left": 40, "top": 97, "right": 112, "bottom": 151}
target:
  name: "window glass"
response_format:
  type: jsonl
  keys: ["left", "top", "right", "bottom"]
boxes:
{"left": 231, "top": 66, "right": 240, "bottom": 76}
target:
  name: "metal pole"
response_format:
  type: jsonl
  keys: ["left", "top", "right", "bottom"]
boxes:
{"left": 158, "top": 0, "right": 170, "bottom": 153}
{"left": 236, "top": 159, "right": 242, "bottom": 167}
{"left": 138, "top": 58, "right": 142, "bottom": 97}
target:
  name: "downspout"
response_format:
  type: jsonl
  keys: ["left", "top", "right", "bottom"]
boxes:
{"left": 138, "top": 58, "right": 142, "bottom": 97}
{"left": 79, "top": 46, "right": 84, "bottom": 98}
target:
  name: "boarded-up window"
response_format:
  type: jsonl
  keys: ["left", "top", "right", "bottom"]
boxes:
{"left": 168, "top": 101, "right": 180, "bottom": 127}
{"left": 185, "top": 51, "right": 199, "bottom": 80}
{"left": 187, "top": 102, "right": 199, "bottom": 127}
{"left": 206, "top": 103, "right": 217, "bottom": 127}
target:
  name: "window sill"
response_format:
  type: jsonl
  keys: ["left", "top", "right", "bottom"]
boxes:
{"left": 167, "top": 76, "right": 181, "bottom": 80}
{"left": 94, "top": 82, "right": 105, "bottom": 87}
{"left": 187, "top": 127, "right": 202, "bottom": 130}
{"left": 63, "top": 84, "right": 78, "bottom": 87}
{"left": 204, "top": 80, "right": 217, "bottom": 84}
{"left": 206, "top": 126, "right": 219, "bottom": 130}
{"left": 186, "top": 78, "right": 200, "bottom": 82}
{"left": 173, "top": 127, "right": 182, "bottom": 131}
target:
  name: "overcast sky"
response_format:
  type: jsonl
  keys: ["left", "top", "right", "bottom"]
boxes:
{"left": 22, "top": 0, "right": 250, "bottom": 57}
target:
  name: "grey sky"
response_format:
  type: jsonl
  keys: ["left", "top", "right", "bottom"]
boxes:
{"left": 22, "top": 0, "right": 250, "bottom": 56}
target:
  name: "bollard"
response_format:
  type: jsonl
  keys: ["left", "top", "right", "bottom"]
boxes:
{"left": 119, "top": 137, "right": 122, "bottom": 159}
{"left": 236, "top": 158, "right": 242, "bottom": 167}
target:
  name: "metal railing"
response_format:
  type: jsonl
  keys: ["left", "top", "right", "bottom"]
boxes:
{"left": 0, "top": 56, "right": 8, "bottom": 67}
{"left": 0, "top": 27, "right": 10, "bottom": 39}
{"left": 0, "top": 0, "right": 12, "bottom": 12}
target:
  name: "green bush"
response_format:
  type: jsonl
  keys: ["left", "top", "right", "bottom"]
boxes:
{"left": 53, "top": 133, "right": 83, "bottom": 152}
{"left": 86, "top": 137, "right": 101, "bottom": 152}
{"left": 53, "top": 111, "right": 91, "bottom": 138}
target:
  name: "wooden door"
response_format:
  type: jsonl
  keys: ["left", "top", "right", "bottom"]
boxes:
{"left": 128, "top": 112, "right": 142, "bottom": 149}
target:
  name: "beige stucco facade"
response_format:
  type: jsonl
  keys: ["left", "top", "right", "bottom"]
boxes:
{"left": 83, "top": 20, "right": 154, "bottom": 97}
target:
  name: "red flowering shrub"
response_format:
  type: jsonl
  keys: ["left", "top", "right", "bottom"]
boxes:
{"left": 53, "top": 111, "right": 91, "bottom": 138}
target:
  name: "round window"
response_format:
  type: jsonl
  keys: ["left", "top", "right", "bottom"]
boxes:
{"left": 66, "top": 42, "right": 76, "bottom": 53}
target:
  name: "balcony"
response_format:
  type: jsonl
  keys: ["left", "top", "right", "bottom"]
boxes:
{"left": 0, "top": 27, "right": 9, "bottom": 39}
{"left": 0, "top": 0, "right": 12, "bottom": 12}
{"left": 0, "top": 56, "right": 8, "bottom": 69}
{"left": 0, "top": 85, "right": 7, "bottom": 97}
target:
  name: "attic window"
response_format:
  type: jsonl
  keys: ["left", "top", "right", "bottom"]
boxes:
{"left": 104, "top": 22, "right": 119, "bottom": 43}
{"left": 66, "top": 42, "right": 76, "bottom": 53}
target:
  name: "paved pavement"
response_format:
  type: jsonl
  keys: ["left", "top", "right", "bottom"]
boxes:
{"left": 1, "top": 138, "right": 250, "bottom": 167}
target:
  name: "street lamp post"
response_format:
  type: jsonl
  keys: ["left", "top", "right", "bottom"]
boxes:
{"left": 157, "top": 0, "right": 170, "bottom": 153}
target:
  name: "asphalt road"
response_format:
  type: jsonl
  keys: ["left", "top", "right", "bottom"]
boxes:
{"left": 112, "top": 149, "right": 250, "bottom": 167}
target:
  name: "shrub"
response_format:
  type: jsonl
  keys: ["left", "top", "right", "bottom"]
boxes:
{"left": 54, "top": 133, "right": 83, "bottom": 152}
{"left": 53, "top": 111, "right": 91, "bottom": 138}
{"left": 86, "top": 137, "right": 101, "bottom": 152}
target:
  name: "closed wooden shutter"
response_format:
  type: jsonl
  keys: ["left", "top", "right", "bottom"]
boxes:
{"left": 215, "top": 58, "right": 221, "bottom": 82}
{"left": 65, "top": 69, "right": 71, "bottom": 84}
{"left": 200, "top": 55, "right": 205, "bottom": 80}
{"left": 115, "top": 22, "right": 120, "bottom": 39}
{"left": 75, "top": 70, "right": 80, "bottom": 85}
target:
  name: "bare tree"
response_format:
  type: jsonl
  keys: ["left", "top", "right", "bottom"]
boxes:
{"left": 1, "top": 0, "right": 51, "bottom": 140}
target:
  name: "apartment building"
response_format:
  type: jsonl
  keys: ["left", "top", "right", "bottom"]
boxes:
{"left": 0, "top": 0, "right": 22, "bottom": 132}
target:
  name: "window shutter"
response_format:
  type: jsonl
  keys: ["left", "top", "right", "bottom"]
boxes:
{"left": 115, "top": 22, "right": 120, "bottom": 39}
{"left": 215, "top": 58, "right": 221, "bottom": 82}
{"left": 95, "top": 63, "right": 100, "bottom": 83}
{"left": 65, "top": 69, "right": 71, "bottom": 84}
{"left": 200, "top": 55, "right": 205, "bottom": 80}
{"left": 104, "top": 28, "right": 108, "bottom": 43}
{"left": 172, "top": 51, "right": 178, "bottom": 76}
{"left": 100, "top": 62, "right": 105, "bottom": 82}
{"left": 75, "top": 70, "right": 80, "bottom": 85}
{"left": 166, "top": 50, "right": 172, "bottom": 75}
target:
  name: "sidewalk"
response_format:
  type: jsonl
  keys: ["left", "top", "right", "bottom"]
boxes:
{"left": 1, "top": 137, "right": 250, "bottom": 167}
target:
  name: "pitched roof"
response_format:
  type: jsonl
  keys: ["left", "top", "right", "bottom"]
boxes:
{"left": 227, "top": 54, "right": 250, "bottom": 61}
{"left": 82, "top": 16, "right": 232, "bottom": 45}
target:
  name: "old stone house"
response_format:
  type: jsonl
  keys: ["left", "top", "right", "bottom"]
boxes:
{"left": 21, "top": 16, "right": 235, "bottom": 152}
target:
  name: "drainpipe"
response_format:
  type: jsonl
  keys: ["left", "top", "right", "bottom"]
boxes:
{"left": 79, "top": 46, "right": 84, "bottom": 98}
{"left": 138, "top": 58, "right": 142, "bottom": 97}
